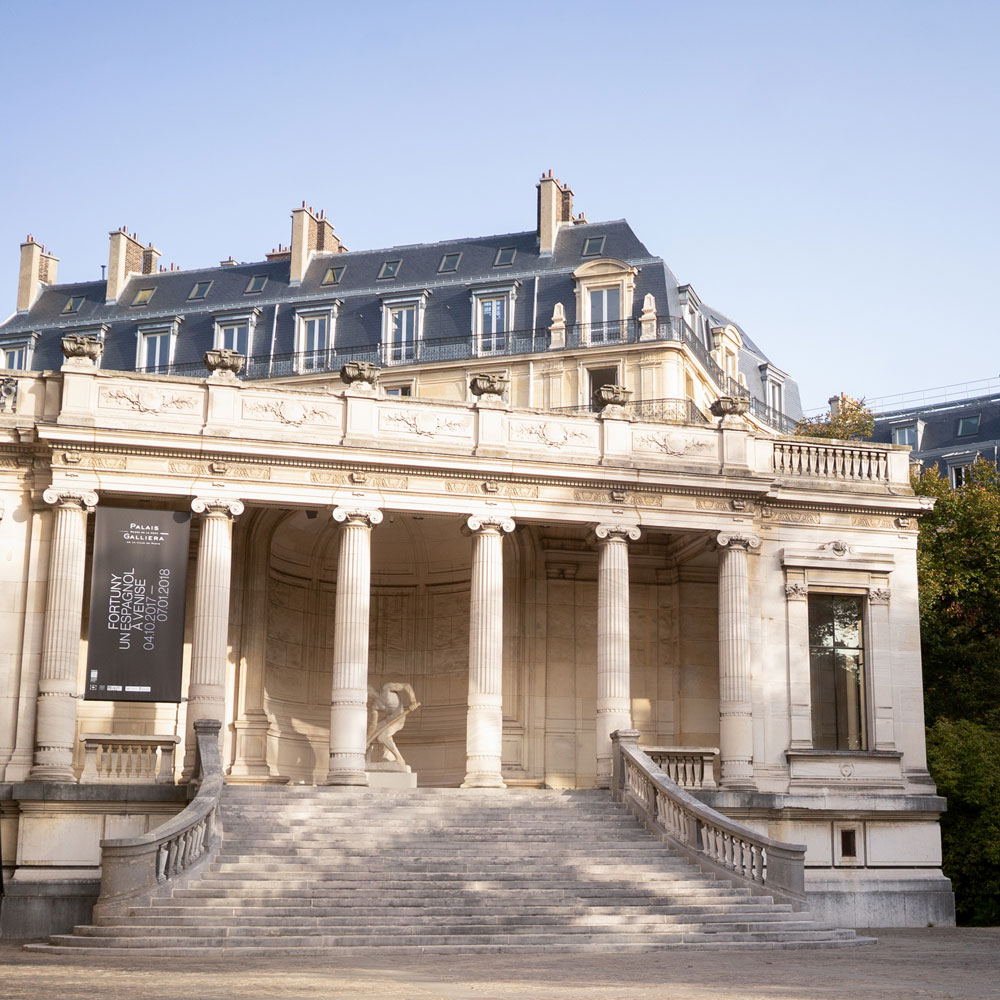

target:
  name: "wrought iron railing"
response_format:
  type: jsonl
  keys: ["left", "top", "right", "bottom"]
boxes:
{"left": 611, "top": 731, "right": 807, "bottom": 907}
{"left": 568, "top": 318, "right": 637, "bottom": 346}
{"left": 550, "top": 397, "right": 709, "bottom": 425}
{"left": 656, "top": 319, "right": 751, "bottom": 402}
{"left": 749, "top": 397, "right": 799, "bottom": 434}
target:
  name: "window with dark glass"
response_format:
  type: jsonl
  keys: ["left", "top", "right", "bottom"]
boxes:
{"left": 493, "top": 247, "right": 516, "bottom": 267}
{"left": 219, "top": 321, "right": 249, "bottom": 356}
{"left": 479, "top": 296, "right": 507, "bottom": 353}
{"left": 245, "top": 275, "right": 268, "bottom": 294}
{"left": 892, "top": 424, "right": 917, "bottom": 447}
{"left": 378, "top": 260, "right": 402, "bottom": 280}
{"left": 438, "top": 253, "right": 461, "bottom": 273}
{"left": 2, "top": 345, "right": 28, "bottom": 369}
{"left": 957, "top": 414, "right": 980, "bottom": 436}
{"left": 582, "top": 236, "right": 605, "bottom": 256}
{"left": 808, "top": 594, "right": 867, "bottom": 750}
{"left": 141, "top": 331, "right": 170, "bottom": 371}
{"left": 388, "top": 305, "right": 416, "bottom": 361}
{"left": 132, "top": 287, "right": 155, "bottom": 306}
{"left": 322, "top": 266, "right": 346, "bottom": 286}
{"left": 188, "top": 281, "right": 212, "bottom": 300}
{"left": 62, "top": 296, "right": 85, "bottom": 313}
{"left": 589, "top": 286, "right": 622, "bottom": 343}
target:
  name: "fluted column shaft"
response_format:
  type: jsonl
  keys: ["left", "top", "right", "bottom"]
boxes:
{"left": 184, "top": 497, "right": 243, "bottom": 778}
{"left": 595, "top": 524, "right": 640, "bottom": 786}
{"left": 717, "top": 531, "right": 760, "bottom": 788}
{"left": 29, "top": 489, "right": 98, "bottom": 781}
{"left": 462, "top": 516, "right": 514, "bottom": 788}
{"left": 326, "top": 507, "right": 382, "bottom": 785}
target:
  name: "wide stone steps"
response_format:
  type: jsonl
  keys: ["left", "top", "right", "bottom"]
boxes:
{"left": 26, "top": 786, "right": 874, "bottom": 954}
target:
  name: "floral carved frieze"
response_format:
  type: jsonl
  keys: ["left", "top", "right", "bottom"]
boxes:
{"left": 170, "top": 460, "right": 271, "bottom": 480}
{"left": 99, "top": 386, "right": 200, "bottom": 415}
{"left": 381, "top": 410, "right": 471, "bottom": 438}
{"left": 759, "top": 506, "right": 821, "bottom": 524}
{"left": 508, "top": 420, "right": 595, "bottom": 449}
{"left": 242, "top": 397, "right": 339, "bottom": 428}
{"left": 446, "top": 480, "right": 537, "bottom": 499}
{"left": 696, "top": 498, "right": 755, "bottom": 514}
{"left": 632, "top": 430, "right": 715, "bottom": 458}
{"left": 310, "top": 471, "right": 409, "bottom": 489}
{"left": 851, "top": 515, "right": 894, "bottom": 529}
{"left": 574, "top": 488, "right": 660, "bottom": 507}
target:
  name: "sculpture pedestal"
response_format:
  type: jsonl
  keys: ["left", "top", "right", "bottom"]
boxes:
{"left": 366, "top": 764, "right": 417, "bottom": 789}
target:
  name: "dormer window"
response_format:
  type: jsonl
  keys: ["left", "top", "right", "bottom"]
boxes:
{"left": 957, "top": 414, "right": 980, "bottom": 436}
{"left": 322, "top": 265, "right": 346, "bottom": 286}
{"left": 493, "top": 247, "right": 516, "bottom": 267}
{"left": 245, "top": 275, "right": 268, "bottom": 294}
{"left": 582, "top": 236, "right": 605, "bottom": 257}
{"left": 62, "top": 296, "right": 85, "bottom": 314}
{"left": 2, "top": 344, "right": 29, "bottom": 370}
{"left": 188, "top": 280, "right": 212, "bottom": 300}
{"left": 438, "top": 253, "right": 462, "bottom": 273}
{"left": 892, "top": 424, "right": 917, "bottom": 447}
{"left": 131, "top": 287, "right": 155, "bottom": 307}
{"left": 378, "top": 260, "right": 402, "bottom": 280}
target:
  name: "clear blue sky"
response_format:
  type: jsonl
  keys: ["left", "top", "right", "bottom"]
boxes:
{"left": 1, "top": 0, "right": 997, "bottom": 411}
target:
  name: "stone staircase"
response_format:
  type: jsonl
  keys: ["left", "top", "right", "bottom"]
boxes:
{"left": 29, "top": 786, "right": 873, "bottom": 954}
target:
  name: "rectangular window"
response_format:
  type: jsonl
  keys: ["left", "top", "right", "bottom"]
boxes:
{"left": 322, "top": 266, "right": 345, "bottom": 286}
{"left": 63, "top": 296, "right": 85, "bottom": 313}
{"left": 244, "top": 275, "right": 268, "bottom": 294}
{"left": 438, "top": 253, "right": 461, "bottom": 273}
{"left": 582, "top": 235, "right": 605, "bottom": 257}
{"left": 141, "top": 331, "right": 171, "bottom": 371}
{"left": 2, "top": 346, "right": 27, "bottom": 369}
{"left": 383, "top": 384, "right": 413, "bottom": 397}
{"left": 768, "top": 381, "right": 784, "bottom": 414}
{"left": 588, "top": 366, "right": 620, "bottom": 409}
{"left": 952, "top": 463, "right": 972, "bottom": 488}
{"left": 479, "top": 296, "right": 507, "bottom": 354}
{"left": 378, "top": 260, "right": 402, "bottom": 280}
{"left": 132, "top": 287, "right": 155, "bottom": 306}
{"left": 493, "top": 247, "right": 516, "bottom": 267}
{"left": 189, "top": 280, "right": 212, "bottom": 300}
{"left": 957, "top": 414, "right": 980, "bottom": 436}
{"left": 219, "top": 322, "right": 249, "bottom": 356}
{"left": 589, "top": 286, "right": 622, "bottom": 343}
{"left": 808, "top": 594, "right": 867, "bottom": 751}
{"left": 388, "top": 305, "right": 416, "bottom": 362}
{"left": 299, "top": 315, "right": 329, "bottom": 371}
{"left": 892, "top": 425, "right": 917, "bottom": 447}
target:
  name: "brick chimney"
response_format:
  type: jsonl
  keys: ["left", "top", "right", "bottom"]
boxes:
{"left": 537, "top": 171, "right": 574, "bottom": 255}
{"left": 289, "top": 203, "right": 345, "bottom": 284}
{"left": 106, "top": 226, "right": 146, "bottom": 302}
{"left": 17, "top": 236, "right": 59, "bottom": 312}
{"left": 142, "top": 242, "right": 161, "bottom": 274}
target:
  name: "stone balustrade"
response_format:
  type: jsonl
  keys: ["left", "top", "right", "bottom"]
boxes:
{"left": 643, "top": 746, "right": 719, "bottom": 788}
{"left": 79, "top": 734, "right": 180, "bottom": 784}
{"left": 611, "top": 730, "right": 806, "bottom": 908}
{"left": 772, "top": 440, "right": 892, "bottom": 482}
{"left": 93, "top": 719, "right": 222, "bottom": 919}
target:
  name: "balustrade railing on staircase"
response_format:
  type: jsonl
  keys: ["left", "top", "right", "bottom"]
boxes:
{"left": 642, "top": 746, "right": 719, "bottom": 788}
{"left": 611, "top": 730, "right": 807, "bottom": 908}
{"left": 93, "top": 718, "right": 223, "bottom": 918}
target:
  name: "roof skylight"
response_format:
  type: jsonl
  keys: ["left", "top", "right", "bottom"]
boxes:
{"left": 582, "top": 236, "right": 606, "bottom": 257}
{"left": 493, "top": 247, "right": 516, "bottom": 267}
{"left": 378, "top": 260, "right": 402, "bottom": 280}
{"left": 245, "top": 275, "right": 268, "bottom": 294}
{"left": 131, "top": 287, "right": 155, "bottom": 306}
{"left": 188, "top": 280, "right": 213, "bottom": 300}
{"left": 322, "top": 266, "right": 346, "bottom": 286}
{"left": 62, "top": 296, "right": 85, "bottom": 314}
{"left": 438, "top": 253, "right": 461, "bottom": 273}
{"left": 957, "top": 414, "right": 981, "bottom": 436}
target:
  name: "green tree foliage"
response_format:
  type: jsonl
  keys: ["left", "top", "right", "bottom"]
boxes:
{"left": 913, "top": 460, "right": 1000, "bottom": 924}
{"left": 794, "top": 394, "right": 875, "bottom": 440}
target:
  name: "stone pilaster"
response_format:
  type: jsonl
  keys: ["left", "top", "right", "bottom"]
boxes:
{"left": 29, "top": 489, "right": 98, "bottom": 781}
{"left": 717, "top": 531, "right": 760, "bottom": 788}
{"left": 326, "top": 507, "right": 382, "bottom": 785}
{"left": 462, "top": 515, "right": 514, "bottom": 789}
{"left": 594, "top": 524, "right": 640, "bottom": 786}
{"left": 184, "top": 497, "right": 244, "bottom": 779}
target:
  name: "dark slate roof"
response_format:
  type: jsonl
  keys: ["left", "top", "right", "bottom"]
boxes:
{"left": 0, "top": 217, "right": 802, "bottom": 419}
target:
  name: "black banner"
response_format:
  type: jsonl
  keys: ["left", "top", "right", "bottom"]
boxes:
{"left": 85, "top": 508, "right": 191, "bottom": 702}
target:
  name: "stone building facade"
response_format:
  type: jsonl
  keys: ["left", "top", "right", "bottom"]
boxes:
{"left": 0, "top": 176, "right": 953, "bottom": 933}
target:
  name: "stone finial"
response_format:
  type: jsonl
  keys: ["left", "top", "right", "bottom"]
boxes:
{"left": 549, "top": 302, "right": 566, "bottom": 350}
{"left": 61, "top": 334, "right": 103, "bottom": 365}
{"left": 469, "top": 372, "right": 509, "bottom": 400}
{"left": 639, "top": 293, "right": 657, "bottom": 342}
{"left": 204, "top": 348, "right": 245, "bottom": 377}
{"left": 341, "top": 360, "right": 380, "bottom": 387}
{"left": 710, "top": 396, "right": 750, "bottom": 419}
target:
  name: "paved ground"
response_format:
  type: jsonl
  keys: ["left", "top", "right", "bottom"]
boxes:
{"left": 1, "top": 929, "right": 997, "bottom": 999}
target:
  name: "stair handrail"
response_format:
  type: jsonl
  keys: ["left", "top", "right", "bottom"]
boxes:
{"left": 93, "top": 718, "right": 223, "bottom": 917}
{"left": 611, "top": 729, "right": 807, "bottom": 908}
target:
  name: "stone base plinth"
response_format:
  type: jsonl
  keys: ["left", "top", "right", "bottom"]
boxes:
{"left": 366, "top": 769, "right": 417, "bottom": 789}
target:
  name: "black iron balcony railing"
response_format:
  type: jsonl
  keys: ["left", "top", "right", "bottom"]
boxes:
{"left": 567, "top": 318, "right": 637, "bottom": 346}
{"left": 550, "top": 397, "right": 709, "bottom": 425}
{"left": 749, "top": 396, "right": 799, "bottom": 434}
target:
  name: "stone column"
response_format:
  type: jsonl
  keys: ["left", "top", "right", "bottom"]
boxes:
{"left": 29, "top": 489, "right": 98, "bottom": 781}
{"left": 716, "top": 531, "right": 760, "bottom": 788}
{"left": 462, "top": 515, "right": 514, "bottom": 789}
{"left": 326, "top": 507, "right": 382, "bottom": 785}
{"left": 184, "top": 497, "right": 244, "bottom": 778}
{"left": 594, "top": 524, "right": 641, "bottom": 787}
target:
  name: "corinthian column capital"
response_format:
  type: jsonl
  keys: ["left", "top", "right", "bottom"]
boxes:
{"left": 594, "top": 524, "right": 641, "bottom": 543}
{"left": 191, "top": 496, "right": 244, "bottom": 519}
{"left": 332, "top": 507, "right": 383, "bottom": 528}
{"left": 716, "top": 531, "right": 760, "bottom": 551}
{"left": 43, "top": 488, "right": 98, "bottom": 512}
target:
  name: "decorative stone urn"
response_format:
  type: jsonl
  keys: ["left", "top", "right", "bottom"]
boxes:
{"left": 203, "top": 348, "right": 245, "bottom": 376}
{"left": 592, "top": 384, "right": 631, "bottom": 411}
{"left": 340, "top": 360, "right": 380, "bottom": 387}
{"left": 469, "top": 372, "right": 509, "bottom": 400}
{"left": 710, "top": 395, "right": 750, "bottom": 419}
{"left": 60, "top": 334, "right": 103, "bottom": 365}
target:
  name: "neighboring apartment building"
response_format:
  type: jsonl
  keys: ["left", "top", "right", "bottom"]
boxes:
{"left": 871, "top": 391, "right": 1000, "bottom": 486}
{"left": 0, "top": 175, "right": 952, "bottom": 940}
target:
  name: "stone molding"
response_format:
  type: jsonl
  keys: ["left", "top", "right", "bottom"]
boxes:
{"left": 466, "top": 515, "right": 515, "bottom": 534}
{"left": 784, "top": 582, "right": 809, "bottom": 601}
{"left": 868, "top": 588, "right": 891, "bottom": 606}
{"left": 593, "top": 524, "right": 641, "bottom": 543}
{"left": 333, "top": 507, "right": 384, "bottom": 528}
{"left": 42, "top": 488, "right": 98, "bottom": 512}
{"left": 191, "top": 497, "right": 245, "bottom": 519}
{"left": 716, "top": 531, "right": 760, "bottom": 551}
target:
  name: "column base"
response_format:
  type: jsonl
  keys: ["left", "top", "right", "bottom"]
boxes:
{"left": 461, "top": 773, "right": 506, "bottom": 789}
{"left": 26, "top": 763, "right": 76, "bottom": 783}
{"left": 323, "top": 771, "right": 369, "bottom": 786}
